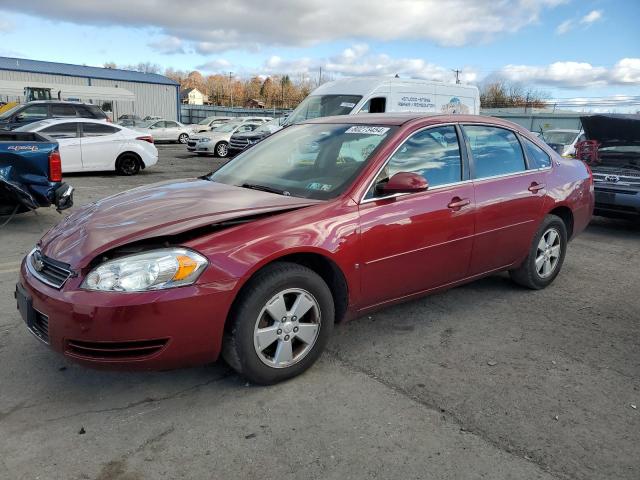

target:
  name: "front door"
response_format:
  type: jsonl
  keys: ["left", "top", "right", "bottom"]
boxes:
{"left": 358, "top": 125, "right": 475, "bottom": 308}
{"left": 461, "top": 124, "right": 548, "bottom": 275}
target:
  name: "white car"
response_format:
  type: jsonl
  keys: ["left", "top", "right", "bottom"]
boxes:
{"left": 16, "top": 118, "right": 158, "bottom": 175}
{"left": 541, "top": 129, "right": 586, "bottom": 157}
{"left": 134, "top": 119, "right": 194, "bottom": 144}
{"left": 192, "top": 116, "right": 234, "bottom": 133}
{"left": 187, "top": 118, "right": 270, "bottom": 157}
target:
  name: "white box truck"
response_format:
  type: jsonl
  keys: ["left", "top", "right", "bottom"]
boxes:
{"left": 284, "top": 76, "right": 480, "bottom": 126}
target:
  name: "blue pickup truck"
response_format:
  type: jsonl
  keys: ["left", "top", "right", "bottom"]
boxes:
{"left": 0, "top": 131, "right": 73, "bottom": 216}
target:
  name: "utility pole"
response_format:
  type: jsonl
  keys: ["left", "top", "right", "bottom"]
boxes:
{"left": 229, "top": 71, "right": 234, "bottom": 109}
{"left": 452, "top": 69, "right": 462, "bottom": 84}
{"left": 319, "top": 66, "right": 322, "bottom": 86}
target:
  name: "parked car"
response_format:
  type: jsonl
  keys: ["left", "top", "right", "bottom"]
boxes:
{"left": 541, "top": 129, "right": 585, "bottom": 157}
{"left": 192, "top": 116, "right": 234, "bottom": 133}
{"left": 0, "top": 131, "right": 73, "bottom": 215}
{"left": 228, "top": 118, "right": 285, "bottom": 156}
{"left": 579, "top": 114, "right": 640, "bottom": 219}
{"left": 188, "top": 118, "right": 268, "bottom": 157}
{"left": 0, "top": 101, "right": 109, "bottom": 131}
{"left": 16, "top": 118, "right": 158, "bottom": 175}
{"left": 116, "top": 118, "right": 147, "bottom": 128}
{"left": 16, "top": 114, "right": 593, "bottom": 384}
{"left": 134, "top": 119, "right": 194, "bottom": 144}
{"left": 143, "top": 115, "right": 163, "bottom": 121}
{"left": 118, "top": 114, "right": 142, "bottom": 121}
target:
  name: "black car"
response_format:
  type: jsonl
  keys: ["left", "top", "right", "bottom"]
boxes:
{"left": 0, "top": 101, "right": 109, "bottom": 130}
{"left": 228, "top": 118, "right": 284, "bottom": 156}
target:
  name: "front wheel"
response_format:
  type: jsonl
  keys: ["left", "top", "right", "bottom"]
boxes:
{"left": 215, "top": 142, "right": 229, "bottom": 158}
{"left": 509, "top": 214, "right": 568, "bottom": 289}
{"left": 222, "top": 262, "right": 334, "bottom": 384}
{"left": 178, "top": 133, "right": 189, "bottom": 144}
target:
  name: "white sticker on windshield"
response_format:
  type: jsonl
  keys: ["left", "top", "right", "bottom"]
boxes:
{"left": 340, "top": 102, "right": 356, "bottom": 108}
{"left": 345, "top": 126, "right": 390, "bottom": 135}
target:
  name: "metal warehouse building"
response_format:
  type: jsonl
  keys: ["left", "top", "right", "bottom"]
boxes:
{"left": 0, "top": 57, "right": 180, "bottom": 120}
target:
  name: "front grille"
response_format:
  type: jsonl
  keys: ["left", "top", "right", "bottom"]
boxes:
{"left": 595, "top": 203, "right": 639, "bottom": 213}
{"left": 29, "top": 311, "right": 49, "bottom": 343}
{"left": 187, "top": 141, "right": 197, "bottom": 147}
{"left": 66, "top": 338, "right": 169, "bottom": 360}
{"left": 229, "top": 138, "right": 250, "bottom": 150}
{"left": 29, "top": 249, "right": 73, "bottom": 289}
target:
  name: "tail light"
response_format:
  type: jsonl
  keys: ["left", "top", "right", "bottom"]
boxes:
{"left": 106, "top": 117, "right": 112, "bottom": 123}
{"left": 49, "top": 149, "right": 62, "bottom": 182}
{"left": 136, "top": 135, "right": 154, "bottom": 144}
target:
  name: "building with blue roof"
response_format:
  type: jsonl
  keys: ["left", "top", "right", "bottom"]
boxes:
{"left": 0, "top": 57, "right": 180, "bottom": 120}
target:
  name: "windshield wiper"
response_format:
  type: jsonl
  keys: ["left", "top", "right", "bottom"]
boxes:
{"left": 241, "top": 183, "right": 290, "bottom": 196}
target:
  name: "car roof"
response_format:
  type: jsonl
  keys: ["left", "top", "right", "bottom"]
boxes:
{"left": 25, "top": 100, "right": 96, "bottom": 106}
{"left": 302, "top": 113, "right": 527, "bottom": 131}
{"left": 33, "top": 117, "right": 117, "bottom": 125}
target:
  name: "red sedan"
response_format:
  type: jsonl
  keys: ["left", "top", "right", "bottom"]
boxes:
{"left": 16, "top": 114, "right": 594, "bottom": 384}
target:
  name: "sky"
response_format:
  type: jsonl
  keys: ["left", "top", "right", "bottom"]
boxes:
{"left": 0, "top": 0, "right": 638, "bottom": 111}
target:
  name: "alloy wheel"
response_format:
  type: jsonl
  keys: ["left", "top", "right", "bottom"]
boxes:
{"left": 216, "top": 143, "right": 228, "bottom": 157}
{"left": 535, "top": 227, "right": 561, "bottom": 278}
{"left": 178, "top": 133, "right": 188, "bottom": 144}
{"left": 253, "top": 288, "right": 321, "bottom": 368}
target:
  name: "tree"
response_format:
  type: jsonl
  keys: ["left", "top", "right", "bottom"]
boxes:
{"left": 480, "top": 80, "right": 549, "bottom": 110}
{"left": 103, "top": 62, "right": 117, "bottom": 69}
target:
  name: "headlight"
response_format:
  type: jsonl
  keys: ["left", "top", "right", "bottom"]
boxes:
{"left": 82, "top": 248, "right": 207, "bottom": 292}
{"left": 199, "top": 138, "right": 211, "bottom": 143}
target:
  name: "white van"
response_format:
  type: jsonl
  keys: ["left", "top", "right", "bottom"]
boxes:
{"left": 285, "top": 77, "right": 480, "bottom": 125}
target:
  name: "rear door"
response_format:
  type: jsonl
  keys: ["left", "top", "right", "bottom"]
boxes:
{"left": 39, "top": 122, "right": 82, "bottom": 172}
{"left": 163, "top": 121, "right": 181, "bottom": 141}
{"left": 80, "top": 122, "right": 124, "bottom": 171}
{"left": 358, "top": 124, "right": 475, "bottom": 307}
{"left": 462, "top": 124, "right": 549, "bottom": 275}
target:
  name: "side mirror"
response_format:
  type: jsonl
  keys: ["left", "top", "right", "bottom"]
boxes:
{"left": 15, "top": 114, "right": 25, "bottom": 122}
{"left": 380, "top": 172, "right": 428, "bottom": 194}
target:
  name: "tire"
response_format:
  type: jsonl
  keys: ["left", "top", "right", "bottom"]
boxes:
{"left": 178, "top": 133, "right": 189, "bottom": 144}
{"left": 115, "top": 153, "right": 141, "bottom": 176}
{"left": 509, "top": 214, "right": 568, "bottom": 290}
{"left": 222, "top": 262, "right": 334, "bottom": 385}
{"left": 215, "top": 142, "right": 229, "bottom": 158}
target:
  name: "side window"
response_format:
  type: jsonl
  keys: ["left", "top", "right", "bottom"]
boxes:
{"left": 19, "top": 105, "right": 48, "bottom": 120}
{"left": 51, "top": 105, "right": 77, "bottom": 117}
{"left": 522, "top": 137, "right": 551, "bottom": 169}
{"left": 359, "top": 97, "right": 386, "bottom": 114}
{"left": 463, "top": 125, "right": 526, "bottom": 179}
{"left": 82, "top": 123, "right": 119, "bottom": 137}
{"left": 369, "top": 126, "right": 462, "bottom": 198}
{"left": 41, "top": 123, "right": 79, "bottom": 139}
{"left": 165, "top": 121, "right": 178, "bottom": 128}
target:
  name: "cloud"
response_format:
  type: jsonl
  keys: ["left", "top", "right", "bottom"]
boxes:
{"left": 0, "top": 18, "right": 14, "bottom": 33}
{"left": 580, "top": 9, "right": 602, "bottom": 25}
{"left": 0, "top": 0, "right": 567, "bottom": 51}
{"left": 556, "top": 9, "right": 603, "bottom": 35}
{"left": 196, "top": 58, "right": 233, "bottom": 71}
{"left": 497, "top": 58, "right": 640, "bottom": 88}
{"left": 239, "top": 44, "right": 478, "bottom": 84}
{"left": 556, "top": 19, "right": 573, "bottom": 35}
{"left": 148, "top": 35, "right": 185, "bottom": 54}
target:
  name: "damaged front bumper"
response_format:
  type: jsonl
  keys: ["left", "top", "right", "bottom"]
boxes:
{"left": 54, "top": 183, "right": 74, "bottom": 211}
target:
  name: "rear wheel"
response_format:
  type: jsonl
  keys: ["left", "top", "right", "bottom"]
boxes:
{"left": 222, "top": 262, "right": 334, "bottom": 384}
{"left": 178, "top": 133, "right": 189, "bottom": 144}
{"left": 509, "top": 214, "right": 567, "bottom": 289}
{"left": 215, "top": 142, "right": 229, "bottom": 158}
{"left": 115, "top": 153, "right": 141, "bottom": 176}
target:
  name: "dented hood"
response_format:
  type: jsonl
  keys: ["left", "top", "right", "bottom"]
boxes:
{"left": 39, "top": 179, "right": 322, "bottom": 267}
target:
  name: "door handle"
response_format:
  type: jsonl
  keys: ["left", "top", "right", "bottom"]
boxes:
{"left": 448, "top": 197, "right": 471, "bottom": 211}
{"left": 528, "top": 182, "right": 546, "bottom": 193}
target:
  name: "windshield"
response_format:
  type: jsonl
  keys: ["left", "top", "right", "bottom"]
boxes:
{"left": 285, "top": 95, "right": 363, "bottom": 125}
{"left": 542, "top": 131, "right": 579, "bottom": 145}
{"left": 214, "top": 122, "right": 242, "bottom": 133}
{"left": 255, "top": 118, "right": 281, "bottom": 133}
{"left": 208, "top": 123, "right": 395, "bottom": 200}
{"left": 0, "top": 104, "right": 22, "bottom": 120}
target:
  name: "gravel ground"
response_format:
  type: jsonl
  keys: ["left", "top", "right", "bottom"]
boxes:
{"left": 1, "top": 144, "right": 638, "bottom": 480}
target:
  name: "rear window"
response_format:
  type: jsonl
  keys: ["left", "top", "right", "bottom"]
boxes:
{"left": 82, "top": 123, "right": 119, "bottom": 137}
{"left": 77, "top": 105, "right": 107, "bottom": 119}
{"left": 522, "top": 137, "right": 551, "bottom": 169}
{"left": 463, "top": 125, "right": 526, "bottom": 179}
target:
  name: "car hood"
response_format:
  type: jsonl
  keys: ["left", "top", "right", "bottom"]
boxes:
{"left": 38, "top": 179, "right": 323, "bottom": 267}
{"left": 581, "top": 114, "right": 640, "bottom": 148}
{"left": 198, "top": 132, "right": 231, "bottom": 141}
